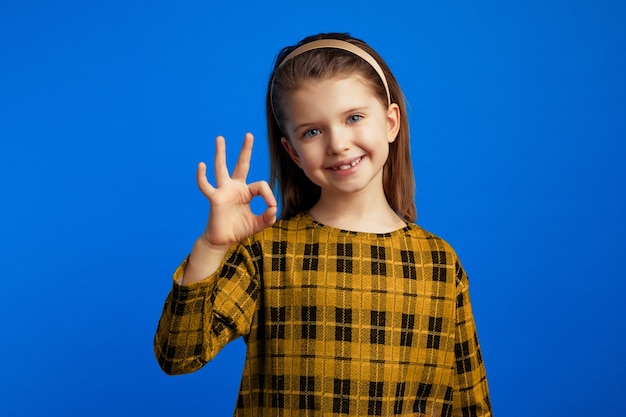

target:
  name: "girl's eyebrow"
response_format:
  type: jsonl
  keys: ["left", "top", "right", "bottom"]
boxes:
{"left": 290, "top": 121, "right": 317, "bottom": 135}
{"left": 342, "top": 106, "right": 369, "bottom": 115}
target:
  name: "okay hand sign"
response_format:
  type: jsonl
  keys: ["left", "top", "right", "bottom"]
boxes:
{"left": 197, "top": 133, "right": 277, "bottom": 248}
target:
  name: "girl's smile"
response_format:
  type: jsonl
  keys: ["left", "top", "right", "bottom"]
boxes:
{"left": 328, "top": 155, "right": 363, "bottom": 171}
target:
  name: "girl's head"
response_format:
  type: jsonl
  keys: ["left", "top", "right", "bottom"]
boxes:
{"left": 266, "top": 32, "right": 416, "bottom": 222}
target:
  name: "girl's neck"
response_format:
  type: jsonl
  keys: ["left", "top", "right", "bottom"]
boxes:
{"left": 308, "top": 193, "right": 406, "bottom": 234}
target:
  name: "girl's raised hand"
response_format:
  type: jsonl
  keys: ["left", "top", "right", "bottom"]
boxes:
{"left": 197, "top": 133, "right": 277, "bottom": 248}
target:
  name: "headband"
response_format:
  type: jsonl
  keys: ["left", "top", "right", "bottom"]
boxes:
{"left": 270, "top": 39, "right": 392, "bottom": 128}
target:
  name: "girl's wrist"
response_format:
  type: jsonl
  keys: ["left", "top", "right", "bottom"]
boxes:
{"left": 180, "top": 236, "right": 232, "bottom": 285}
{"left": 198, "top": 231, "right": 232, "bottom": 252}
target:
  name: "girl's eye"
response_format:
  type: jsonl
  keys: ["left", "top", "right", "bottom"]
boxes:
{"left": 303, "top": 128, "right": 321, "bottom": 138}
{"left": 347, "top": 114, "right": 363, "bottom": 123}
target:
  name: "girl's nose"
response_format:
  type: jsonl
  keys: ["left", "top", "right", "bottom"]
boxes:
{"left": 326, "top": 129, "right": 350, "bottom": 155}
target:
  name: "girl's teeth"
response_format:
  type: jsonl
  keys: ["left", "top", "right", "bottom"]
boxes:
{"left": 335, "top": 157, "right": 361, "bottom": 170}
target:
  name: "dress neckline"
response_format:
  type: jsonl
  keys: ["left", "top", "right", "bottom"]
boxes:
{"left": 298, "top": 212, "right": 415, "bottom": 238}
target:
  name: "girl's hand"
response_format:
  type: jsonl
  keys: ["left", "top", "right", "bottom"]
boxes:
{"left": 197, "top": 133, "right": 277, "bottom": 248}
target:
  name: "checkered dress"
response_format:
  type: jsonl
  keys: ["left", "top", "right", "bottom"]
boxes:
{"left": 154, "top": 213, "right": 491, "bottom": 416}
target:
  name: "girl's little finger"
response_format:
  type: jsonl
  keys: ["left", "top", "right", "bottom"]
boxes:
{"left": 196, "top": 162, "right": 215, "bottom": 197}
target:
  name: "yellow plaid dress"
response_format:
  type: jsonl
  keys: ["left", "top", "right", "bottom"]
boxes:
{"left": 154, "top": 213, "right": 491, "bottom": 417}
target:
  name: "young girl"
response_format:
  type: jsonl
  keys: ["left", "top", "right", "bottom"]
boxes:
{"left": 155, "top": 33, "right": 492, "bottom": 417}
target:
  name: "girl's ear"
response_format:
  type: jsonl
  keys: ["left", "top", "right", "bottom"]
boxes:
{"left": 281, "top": 137, "right": 302, "bottom": 168}
{"left": 386, "top": 103, "right": 401, "bottom": 143}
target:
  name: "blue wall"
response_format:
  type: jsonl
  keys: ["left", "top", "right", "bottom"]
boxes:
{"left": 1, "top": 1, "right": 624, "bottom": 416}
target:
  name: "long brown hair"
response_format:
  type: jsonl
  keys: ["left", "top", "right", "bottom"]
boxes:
{"left": 266, "top": 33, "right": 416, "bottom": 222}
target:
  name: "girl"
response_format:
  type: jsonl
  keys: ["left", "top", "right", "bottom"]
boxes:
{"left": 155, "top": 33, "right": 492, "bottom": 417}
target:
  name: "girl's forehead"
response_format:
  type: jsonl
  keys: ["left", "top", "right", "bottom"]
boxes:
{"left": 280, "top": 76, "right": 386, "bottom": 126}
{"left": 287, "top": 74, "right": 378, "bottom": 101}
{"left": 276, "top": 74, "right": 388, "bottom": 131}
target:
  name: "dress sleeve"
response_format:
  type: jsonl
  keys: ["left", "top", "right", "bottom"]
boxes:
{"left": 154, "top": 240, "right": 262, "bottom": 375}
{"left": 452, "top": 258, "right": 493, "bottom": 417}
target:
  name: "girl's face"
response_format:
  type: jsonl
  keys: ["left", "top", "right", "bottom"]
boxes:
{"left": 280, "top": 75, "right": 400, "bottom": 202}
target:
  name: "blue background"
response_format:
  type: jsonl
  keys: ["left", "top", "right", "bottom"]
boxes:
{"left": 1, "top": 1, "right": 625, "bottom": 416}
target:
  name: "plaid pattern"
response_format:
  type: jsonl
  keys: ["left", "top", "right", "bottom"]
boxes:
{"left": 155, "top": 213, "right": 491, "bottom": 417}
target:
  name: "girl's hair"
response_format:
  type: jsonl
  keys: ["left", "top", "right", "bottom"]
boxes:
{"left": 266, "top": 32, "right": 416, "bottom": 222}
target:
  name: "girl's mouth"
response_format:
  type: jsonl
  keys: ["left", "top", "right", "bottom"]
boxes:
{"left": 331, "top": 156, "right": 362, "bottom": 171}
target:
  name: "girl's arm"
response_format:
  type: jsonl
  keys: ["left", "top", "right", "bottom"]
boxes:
{"left": 182, "top": 133, "right": 277, "bottom": 284}
{"left": 154, "top": 133, "right": 275, "bottom": 374}
{"left": 453, "top": 259, "right": 492, "bottom": 417}
{"left": 155, "top": 242, "right": 261, "bottom": 375}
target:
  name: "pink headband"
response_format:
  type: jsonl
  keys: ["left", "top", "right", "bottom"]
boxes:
{"left": 270, "top": 39, "right": 392, "bottom": 127}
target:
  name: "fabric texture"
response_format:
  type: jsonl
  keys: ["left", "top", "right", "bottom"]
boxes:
{"left": 154, "top": 213, "right": 491, "bottom": 417}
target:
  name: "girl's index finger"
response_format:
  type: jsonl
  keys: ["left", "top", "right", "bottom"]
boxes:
{"left": 231, "top": 132, "right": 254, "bottom": 181}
